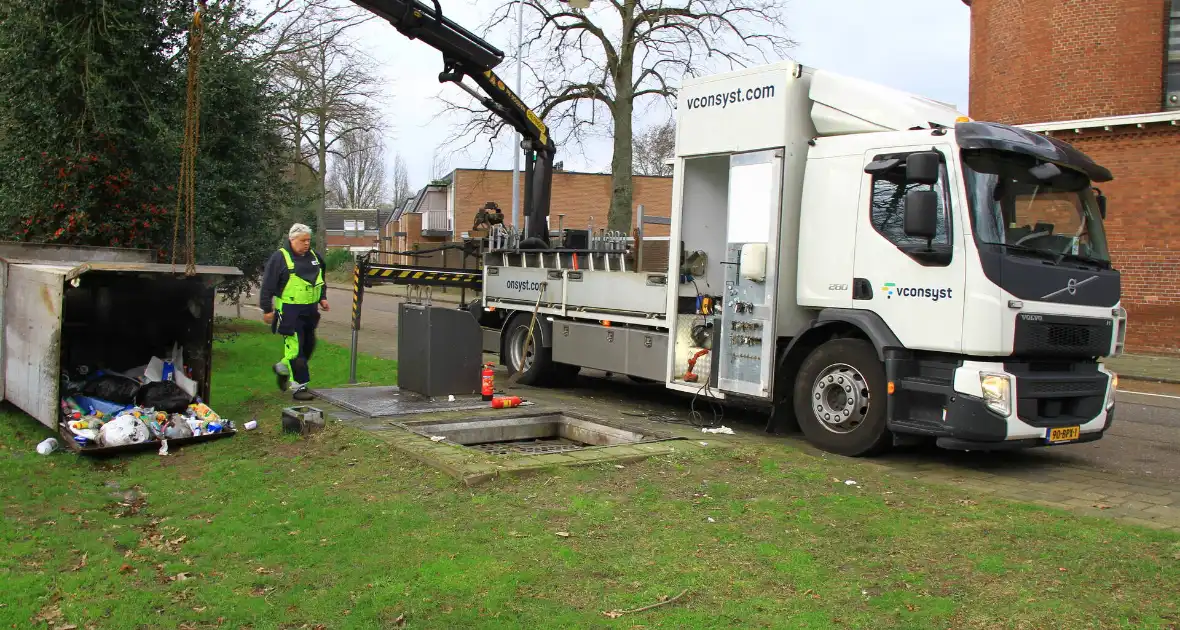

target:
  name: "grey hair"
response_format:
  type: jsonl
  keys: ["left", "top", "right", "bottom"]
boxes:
{"left": 288, "top": 223, "right": 311, "bottom": 240}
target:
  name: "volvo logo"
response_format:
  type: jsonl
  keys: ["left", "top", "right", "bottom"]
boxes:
{"left": 1041, "top": 275, "right": 1098, "bottom": 300}
{"left": 1020, "top": 314, "right": 1044, "bottom": 322}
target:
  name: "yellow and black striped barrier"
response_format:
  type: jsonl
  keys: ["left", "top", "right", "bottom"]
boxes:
{"left": 363, "top": 264, "right": 482, "bottom": 289}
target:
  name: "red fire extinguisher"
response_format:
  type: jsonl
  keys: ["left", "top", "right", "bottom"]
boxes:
{"left": 491, "top": 396, "right": 522, "bottom": 409}
{"left": 481, "top": 363, "right": 495, "bottom": 401}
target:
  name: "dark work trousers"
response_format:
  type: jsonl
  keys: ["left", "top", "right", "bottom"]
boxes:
{"left": 274, "top": 303, "right": 320, "bottom": 386}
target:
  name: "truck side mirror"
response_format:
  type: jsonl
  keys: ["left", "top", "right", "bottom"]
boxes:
{"left": 1094, "top": 188, "right": 1107, "bottom": 219}
{"left": 904, "top": 189, "right": 939, "bottom": 241}
{"left": 905, "top": 152, "right": 940, "bottom": 185}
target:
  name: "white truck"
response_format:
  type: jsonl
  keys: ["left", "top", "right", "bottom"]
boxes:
{"left": 474, "top": 61, "right": 1125, "bottom": 456}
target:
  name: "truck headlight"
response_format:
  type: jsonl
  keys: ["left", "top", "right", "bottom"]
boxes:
{"left": 980, "top": 373, "right": 1012, "bottom": 416}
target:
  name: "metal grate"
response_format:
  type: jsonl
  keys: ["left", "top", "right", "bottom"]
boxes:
{"left": 467, "top": 437, "right": 588, "bottom": 456}
{"left": 1019, "top": 378, "right": 1106, "bottom": 396}
{"left": 1013, "top": 318, "right": 1109, "bottom": 358}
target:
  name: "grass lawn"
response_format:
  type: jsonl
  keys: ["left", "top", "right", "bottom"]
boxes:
{"left": 2, "top": 321, "right": 1178, "bottom": 629}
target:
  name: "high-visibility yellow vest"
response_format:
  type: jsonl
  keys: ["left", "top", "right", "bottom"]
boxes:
{"left": 274, "top": 248, "right": 323, "bottom": 311}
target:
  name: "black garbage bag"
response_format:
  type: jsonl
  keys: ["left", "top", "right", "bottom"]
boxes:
{"left": 80, "top": 373, "right": 141, "bottom": 405}
{"left": 135, "top": 381, "right": 194, "bottom": 413}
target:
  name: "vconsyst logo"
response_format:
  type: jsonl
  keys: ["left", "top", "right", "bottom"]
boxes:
{"left": 881, "top": 282, "right": 953, "bottom": 302}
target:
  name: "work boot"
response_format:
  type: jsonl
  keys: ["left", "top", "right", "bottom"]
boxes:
{"left": 292, "top": 384, "right": 314, "bottom": 401}
{"left": 274, "top": 362, "right": 290, "bottom": 392}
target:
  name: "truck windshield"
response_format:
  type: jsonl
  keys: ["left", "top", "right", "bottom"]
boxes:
{"left": 962, "top": 148, "right": 1110, "bottom": 266}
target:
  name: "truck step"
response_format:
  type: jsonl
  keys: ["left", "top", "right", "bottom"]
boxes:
{"left": 895, "top": 376, "right": 953, "bottom": 395}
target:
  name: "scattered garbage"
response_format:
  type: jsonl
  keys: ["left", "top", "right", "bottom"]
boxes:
{"left": 136, "top": 380, "right": 194, "bottom": 413}
{"left": 844, "top": 479, "right": 858, "bottom": 486}
{"left": 447, "top": 395, "right": 455, "bottom": 402}
{"left": 244, "top": 420, "right": 258, "bottom": 431}
{"left": 429, "top": 435, "right": 447, "bottom": 442}
{"left": 97, "top": 413, "right": 151, "bottom": 447}
{"left": 707, "top": 517, "right": 716, "bottom": 523}
{"left": 701, "top": 426, "right": 735, "bottom": 435}
{"left": 57, "top": 345, "right": 236, "bottom": 455}
{"left": 36, "top": 438, "right": 58, "bottom": 455}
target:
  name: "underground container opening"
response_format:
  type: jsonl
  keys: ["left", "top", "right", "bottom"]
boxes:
{"left": 409, "top": 413, "right": 661, "bottom": 456}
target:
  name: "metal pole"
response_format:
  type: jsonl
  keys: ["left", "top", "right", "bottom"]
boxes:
{"left": 349, "top": 258, "right": 366, "bottom": 384}
{"left": 510, "top": 0, "right": 524, "bottom": 230}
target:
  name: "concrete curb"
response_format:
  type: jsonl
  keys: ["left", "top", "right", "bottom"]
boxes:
{"left": 1119, "top": 374, "right": 1180, "bottom": 386}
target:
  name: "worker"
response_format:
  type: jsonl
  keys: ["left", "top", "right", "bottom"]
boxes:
{"left": 259, "top": 223, "right": 330, "bottom": 400}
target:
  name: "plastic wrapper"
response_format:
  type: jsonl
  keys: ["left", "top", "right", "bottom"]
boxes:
{"left": 97, "top": 413, "right": 151, "bottom": 447}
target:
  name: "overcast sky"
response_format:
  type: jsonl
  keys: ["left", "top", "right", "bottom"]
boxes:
{"left": 338, "top": 0, "right": 972, "bottom": 193}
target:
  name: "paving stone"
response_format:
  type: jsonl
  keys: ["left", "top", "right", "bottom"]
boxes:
{"left": 1124, "top": 493, "right": 1175, "bottom": 506}
{"left": 1142, "top": 505, "right": 1180, "bottom": 522}
{"left": 1118, "top": 499, "right": 1156, "bottom": 512}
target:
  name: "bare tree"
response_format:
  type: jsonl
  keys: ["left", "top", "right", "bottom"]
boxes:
{"left": 328, "top": 128, "right": 387, "bottom": 208}
{"left": 443, "top": 0, "right": 793, "bottom": 232}
{"left": 430, "top": 146, "right": 450, "bottom": 181}
{"left": 390, "top": 153, "right": 412, "bottom": 208}
{"left": 633, "top": 119, "right": 676, "bottom": 177}
{"left": 273, "top": 23, "right": 384, "bottom": 246}
{"left": 215, "top": 0, "right": 374, "bottom": 67}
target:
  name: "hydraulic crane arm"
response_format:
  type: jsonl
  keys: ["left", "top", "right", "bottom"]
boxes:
{"left": 350, "top": 0, "right": 555, "bottom": 246}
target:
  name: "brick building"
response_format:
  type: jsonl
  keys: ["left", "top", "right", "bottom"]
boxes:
{"left": 382, "top": 168, "right": 673, "bottom": 267}
{"left": 963, "top": 0, "right": 1180, "bottom": 354}
{"left": 323, "top": 207, "right": 388, "bottom": 254}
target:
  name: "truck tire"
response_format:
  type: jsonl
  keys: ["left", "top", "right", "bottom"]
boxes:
{"left": 503, "top": 316, "right": 551, "bottom": 386}
{"left": 792, "top": 338, "right": 891, "bottom": 456}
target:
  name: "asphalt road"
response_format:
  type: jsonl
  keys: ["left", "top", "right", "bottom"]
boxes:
{"left": 219, "top": 289, "right": 1180, "bottom": 485}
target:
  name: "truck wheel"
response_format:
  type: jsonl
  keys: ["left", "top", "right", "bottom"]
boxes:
{"left": 504, "top": 316, "right": 551, "bottom": 386}
{"left": 792, "top": 338, "right": 891, "bottom": 456}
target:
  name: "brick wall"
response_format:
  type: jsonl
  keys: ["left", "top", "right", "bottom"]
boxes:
{"left": 967, "top": 0, "right": 1168, "bottom": 123}
{"left": 1053, "top": 127, "right": 1180, "bottom": 354}
{"left": 967, "top": 0, "right": 1180, "bottom": 354}
{"left": 451, "top": 169, "right": 672, "bottom": 238}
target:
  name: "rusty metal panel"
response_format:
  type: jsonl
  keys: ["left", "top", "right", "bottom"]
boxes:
{"left": 3, "top": 264, "right": 67, "bottom": 428}
{"left": 0, "top": 242, "right": 152, "bottom": 263}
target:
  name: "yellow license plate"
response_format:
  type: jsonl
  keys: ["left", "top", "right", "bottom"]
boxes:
{"left": 1047, "top": 426, "right": 1081, "bottom": 443}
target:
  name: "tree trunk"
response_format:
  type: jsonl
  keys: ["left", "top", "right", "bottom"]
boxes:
{"left": 607, "top": 18, "right": 636, "bottom": 234}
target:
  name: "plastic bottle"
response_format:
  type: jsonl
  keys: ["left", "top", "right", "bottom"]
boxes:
{"left": 36, "top": 438, "right": 58, "bottom": 455}
{"left": 244, "top": 420, "right": 258, "bottom": 431}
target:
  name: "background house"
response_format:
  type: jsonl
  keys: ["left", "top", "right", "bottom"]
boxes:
{"left": 963, "top": 0, "right": 1180, "bottom": 355}
{"left": 323, "top": 207, "right": 387, "bottom": 256}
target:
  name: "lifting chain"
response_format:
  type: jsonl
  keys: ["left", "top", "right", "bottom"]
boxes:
{"left": 171, "top": 0, "right": 206, "bottom": 276}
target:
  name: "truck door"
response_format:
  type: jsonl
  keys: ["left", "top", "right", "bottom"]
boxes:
{"left": 852, "top": 145, "right": 966, "bottom": 353}
{"left": 717, "top": 149, "right": 783, "bottom": 399}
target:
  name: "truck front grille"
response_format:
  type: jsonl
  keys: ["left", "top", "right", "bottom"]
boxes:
{"left": 1013, "top": 315, "right": 1112, "bottom": 358}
